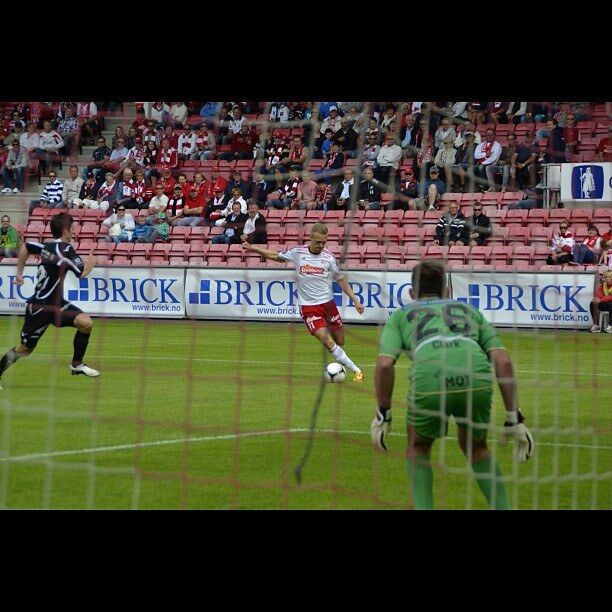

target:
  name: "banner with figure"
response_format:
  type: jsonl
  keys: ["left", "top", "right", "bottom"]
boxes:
{"left": 560, "top": 162, "right": 612, "bottom": 202}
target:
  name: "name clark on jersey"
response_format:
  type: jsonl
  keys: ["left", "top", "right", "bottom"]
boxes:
{"left": 300, "top": 264, "right": 325, "bottom": 275}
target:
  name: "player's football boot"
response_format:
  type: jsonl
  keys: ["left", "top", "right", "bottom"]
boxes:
{"left": 70, "top": 363, "right": 100, "bottom": 377}
{"left": 352, "top": 370, "right": 364, "bottom": 383}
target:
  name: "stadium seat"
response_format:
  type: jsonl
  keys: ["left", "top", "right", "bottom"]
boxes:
{"left": 530, "top": 226, "right": 552, "bottom": 246}
{"left": 592, "top": 208, "right": 611, "bottom": 223}
{"left": 382, "top": 226, "right": 404, "bottom": 244}
{"left": 570, "top": 209, "right": 593, "bottom": 224}
{"left": 502, "top": 191, "right": 523, "bottom": 203}
{"left": 283, "top": 225, "right": 305, "bottom": 243}
{"left": 440, "top": 193, "right": 461, "bottom": 204}
{"left": 29, "top": 209, "right": 49, "bottom": 224}
{"left": 361, "top": 226, "right": 384, "bottom": 244}
{"left": 326, "top": 226, "right": 345, "bottom": 244}
{"left": 573, "top": 225, "right": 589, "bottom": 240}
{"left": 344, "top": 245, "right": 367, "bottom": 262}
{"left": 402, "top": 226, "right": 425, "bottom": 244}
{"left": 447, "top": 246, "right": 469, "bottom": 263}
{"left": 170, "top": 226, "right": 191, "bottom": 243}
{"left": 112, "top": 255, "right": 131, "bottom": 265}
{"left": 504, "top": 210, "right": 528, "bottom": 226}
{"left": 481, "top": 192, "right": 503, "bottom": 206}
{"left": 400, "top": 211, "right": 423, "bottom": 227}
{"left": 363, "top": 245, "right": 386, "bottom": 262}
{"left": 506, "top": 227, "right": 531, "bottom": 245}
{"left": 362, "top": 210, "right": 385, "bottom": 226}
{"left": 487, "top": 209, "right": 506, "bottom": 224}
{"left": 526, "top": 209, "right": 550, "bottom": 227}
{"left": 285, "top": 210, "right": 306, "bottom": 224}
{"left": 131, "top": 243, "right": 153, "bottom": 258}
{"left": 533, "top": 245, "right": 551, "bottom": 264}
{"left": 383, "top": 209, "right": 404, "bottom": 225}
{"left": 225, "top": 256, "right": 245, "bottom": 267}
{"left": 169, "top": 244, "right": 189, "bottom": 258}
{"left": 404, "top": 245, "right": 427, "bottom": 262}
{"left": 386, "top": 245, "right": 407, "bottom": 263}
{"left": 511, "top": 245, "right": 536, "bottom": 264}
{"left": 114, "top": 243, "right": 134, "bottom": 256}
{"left": 466, "top": 245, "right": 491, "bottom": 264}
{"left": 325, "top": 210, "right": 345, "bottom": 224}
{"left": 426, "top": 245, "right": 449, "bottom": 259}
{"left": 423, "top": 225, "right": 437, "bottom": 241}
{"left": 151, "top": 243, "right": 171, "bottom": 259}
{"left": 490, "top": 246, "right": 514, "bottom": 264}
{"left": 421, "top": 211, "right": 440, "bottom": 226}
{"left": 305, "top": 210, "right": 325, "bottom": 222}
{"left": 487, "top": 226, "right": 509, "bottom": 245}
{"left": 548, "top": 209, "right": 571, "bottom": 225}
{"left": 131, "top": 256, "right": 150, "bottom": 266}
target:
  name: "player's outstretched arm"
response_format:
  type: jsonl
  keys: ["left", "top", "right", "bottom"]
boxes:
{"left": 489, "top": 348, "right": 534, "bottom": 462}
{"left": 240, "top": 241, "right": 284, "bottom": 262}
{"left": 337, "top": 277, "right": 364, "bottom": 314}
{"left": 14, "top": 243, "right": 29, "bottom": 285}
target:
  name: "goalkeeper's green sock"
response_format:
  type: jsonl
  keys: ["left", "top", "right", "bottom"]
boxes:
{"left": 407, "top": 457, "right": 434, "bottom": 510}
{"left": 472, "top": 457, "right": 512, "bottom": 510}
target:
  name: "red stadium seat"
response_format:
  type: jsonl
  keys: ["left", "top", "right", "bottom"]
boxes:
{"left": 382, "top": 226, "right": 404, "bottom": 244}
{"left": 447, "top": 246, "right": 469, "bottom": 263}
{"left": 530, "top": 226, "right": 552, "bottom": 246}
{"left": 383, "top": 209, "right": 404, "bottom": 225}
{"left": 386, "top": 245, "right": 407, "bottom": 263}
{"left": 362, "top": 210, "right": 385, "bottom": 226}
{"left": 511, "top": 245, "right": 536, "bottom": 263}
{"left": 402, "top": 226, "right": 425, "bottom": 244}
{"left": 361, "top": 226, "right": 384, "bottom": 244}
{"left": 526, "top": 209, "right": 550, "bottom": 227}
{"left": 400, "top": 211, "right": 423, "bottom": 227}
{"left": 466, "top": 246, "right": 492, "bottom": 264}
{"left": 504, "top": 210, "right": 528, "bottom": 227}
{"left": 404, "top": 245, "right": 428, "bottom": 262}
{"left": 489, "top": 246, "right": 513, "bottom": 264}
{"left": 506, "top": 227, "right": 531, "bottom": 245}
{"left": 363, "top": 245, "right": 386, "bottom": 262}
{"left": 426, "top": 245, "right": 449, "bottom": 259}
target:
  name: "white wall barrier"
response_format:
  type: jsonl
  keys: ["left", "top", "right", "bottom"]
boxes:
{"left": 185, "top": 268, "right": 413, "bottom": 323}
{"left": 0, "top": 265, "right": 597, "bottom": 328}
{"left": 0, "top": 265, "right": 185, "bottom": 317}
{"left": 450, "top": 271, "right": 596, "bottom": 329}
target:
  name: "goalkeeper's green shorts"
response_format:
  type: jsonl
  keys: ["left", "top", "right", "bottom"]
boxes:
{"left": 408, "top": 362, "right": 494, "bottom": 440}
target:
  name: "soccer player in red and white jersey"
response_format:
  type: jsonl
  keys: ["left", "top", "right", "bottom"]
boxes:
{"left": 242, "top": 223, "right": 365, "bottom": 381}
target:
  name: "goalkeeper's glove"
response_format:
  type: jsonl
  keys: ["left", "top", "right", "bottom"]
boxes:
{"left": 370, "top": 407, "right": 392, "bottom": 452}
{"left": 498, "top": 409, "right": 534, "bottom": 463}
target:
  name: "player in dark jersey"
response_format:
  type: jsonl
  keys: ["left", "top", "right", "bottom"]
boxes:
{"left": 0, "top": 212, "right": 100, "bottom": 389}
{"left": 370, "top": 259, "right": 534, "bottom": 509}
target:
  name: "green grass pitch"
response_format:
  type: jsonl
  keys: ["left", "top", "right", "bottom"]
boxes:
{"left": 0, "top": 317, "right": 609, "bottom": 509}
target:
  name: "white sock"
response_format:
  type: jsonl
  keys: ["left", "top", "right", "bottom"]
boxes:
{"left": 330, "top": 344, "right": 360, "bottom": 373}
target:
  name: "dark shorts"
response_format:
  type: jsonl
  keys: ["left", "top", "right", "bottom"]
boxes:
{"left": 299, "top": 300, "right": 343, "bottom": 335}
{"left": 20, "top": 300, "right": 83, "bottom": 349}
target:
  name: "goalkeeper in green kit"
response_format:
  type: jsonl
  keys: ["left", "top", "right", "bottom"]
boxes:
{"left": 370, "top": 259, "right": 534, "bottom": 509}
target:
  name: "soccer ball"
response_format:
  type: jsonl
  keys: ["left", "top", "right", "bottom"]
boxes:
{"left": 324, "top": 362, "right": 346, "bottom": 383}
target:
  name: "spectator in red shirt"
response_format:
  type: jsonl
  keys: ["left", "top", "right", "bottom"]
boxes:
{"left": 596, "top": 133, "right": 611, "bottom": 162}
{"left": 563, "top": 115, "right": 581, "bottom": 155}
{"left": 589, "top": 269, "right": 612, "bottom": 333}
{"left": 221, "top": 122, "right": 258, "bottom": 161}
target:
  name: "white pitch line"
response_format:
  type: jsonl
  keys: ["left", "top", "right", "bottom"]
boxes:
{"left": 30, "top": 352, "right": 612, "bottom": 378}
{"left": 1, "top": 428, "right": 610, "bottom": 463}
